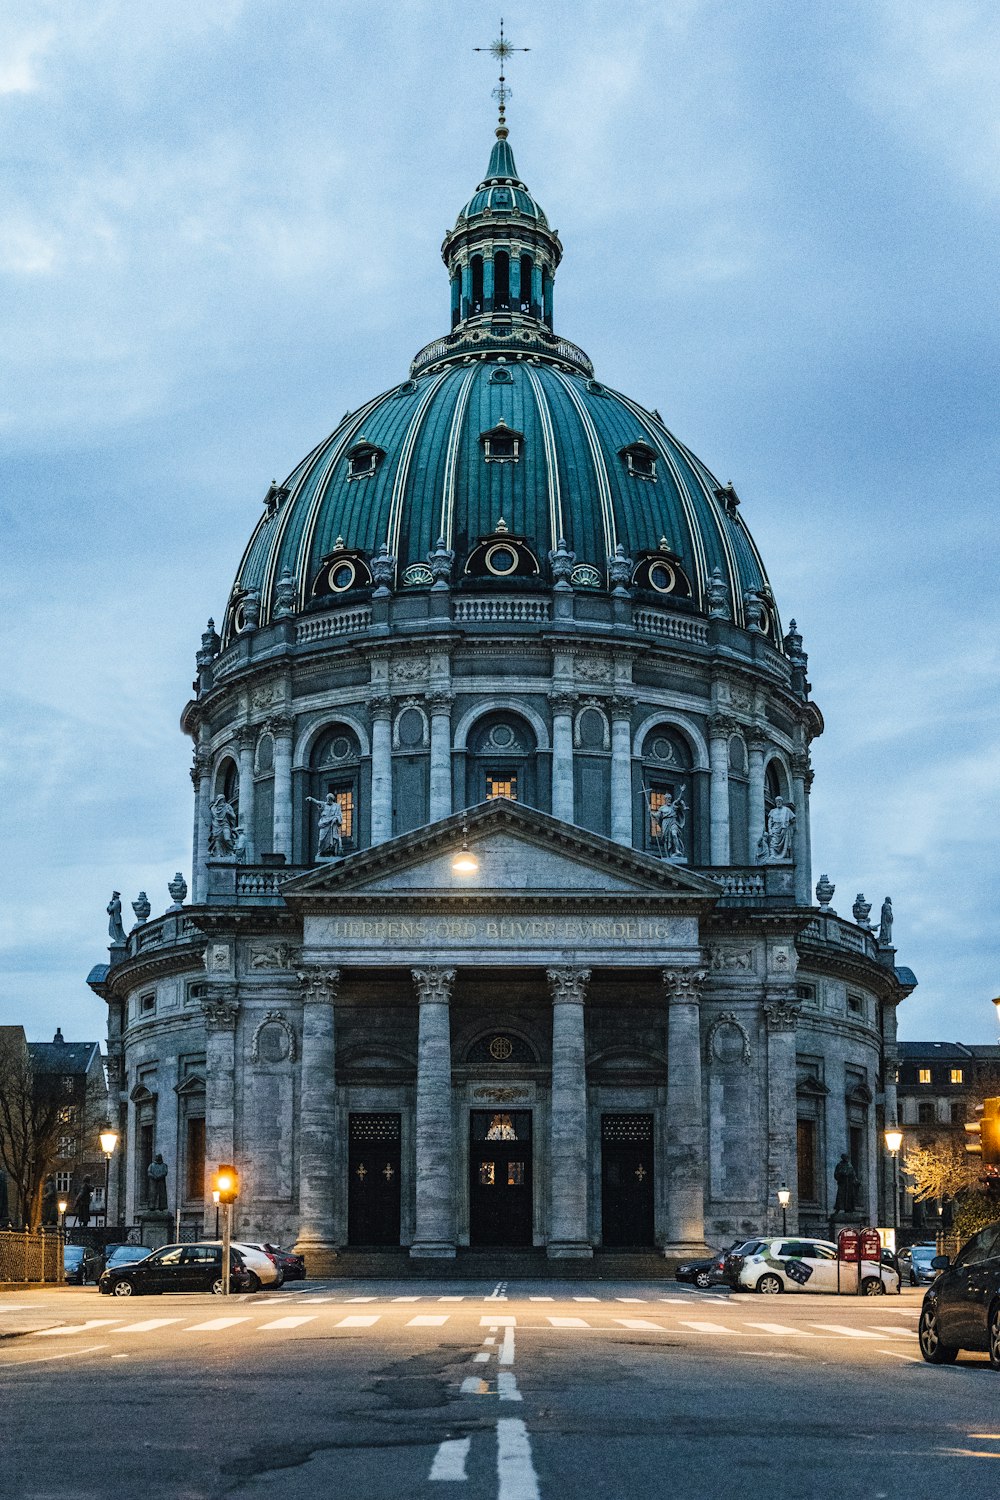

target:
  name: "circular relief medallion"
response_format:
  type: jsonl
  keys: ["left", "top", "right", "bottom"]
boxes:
{"left": 489, "top": 1035, "right": 514, "bottom": 1061}
{"left": 650, "top": 736, "right": 677, "bottom": 764}
{"left": 488, "top": 723, "right": 516, "bottom": 750}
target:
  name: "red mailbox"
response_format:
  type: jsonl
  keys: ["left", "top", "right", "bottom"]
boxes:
{"left": 859, "top": 1228, "right": 882, "bottom": 1261}
{"left": 838, "top": 1227, "right": 860, "bottom": 1263}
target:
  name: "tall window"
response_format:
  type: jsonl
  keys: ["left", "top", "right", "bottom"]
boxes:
{"left": 797, "top": 1119, "right": 816, "bottom": 1201}
{"left": 918, "top": 1068, "right": 931, "bottom": 1084}
{"left": 950, "top": 1068, "right": 963, "bottom": 1084}
{"left": 519, "top": 253, "right": 533, "bottom": 313}
{"left": 185, "top": 1116, "right": 205, "bottom": 1201}
{"left": 640, "top": 726, "right": 694, "bottom": 860}
{"left": 471, "top": 254, "right": 484, "bottom": 314}
{"left": 467, "top": 715, "right": 536, "bottom": 809}
{"left": 493, "top": 250, "right": 510, "bottom": 311}
{"left": 308, "top": 724, "right": 362, "bottom": 856}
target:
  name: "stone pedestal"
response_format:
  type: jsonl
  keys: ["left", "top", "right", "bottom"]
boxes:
{"left": 294, "top": 969, "right": 341, "bottom": 1266}
{"left": 662, "top": 966, "right": 709, "bottom": 1254}
{"left": 411, "top": 968, "right": 456, "bottom": 1258}
{"left": 137, "top": 1210, "right": 173, "bottom": 1250}
{"left": 547, "top": 967, "right": 592, "bottom": 1257}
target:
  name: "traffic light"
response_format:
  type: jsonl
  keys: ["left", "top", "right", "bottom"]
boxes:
{"left": 966, "top": 1099, "right": 1000, "bottom": 1188}
{"left": 213, "top": 1164, "right": 240, "bottom": 1204}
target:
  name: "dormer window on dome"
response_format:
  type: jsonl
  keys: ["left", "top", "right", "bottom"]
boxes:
{"left": 465, "top": 521, "right": 539, "bottom": 580}
{"left": 621, "top": 442, "right": 657, "bottom": 481}
{"left": 481, "top": 421, "right": 522, "bottom": 464}
{"left": 632, "top": 542, "right": 692, "bottom": 599}
{"left": 346, "top": 441, "right": 384, "bottom": 481}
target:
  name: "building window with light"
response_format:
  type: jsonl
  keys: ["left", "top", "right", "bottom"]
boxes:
{"left": 918, "top": 1068, "right": 931, "bottom": 1084}
{"left": 467, "top": 714, "right": 536, "bottom": 808}
{"left": 950, "top": 1068, "right": 963, "bottom": 1084}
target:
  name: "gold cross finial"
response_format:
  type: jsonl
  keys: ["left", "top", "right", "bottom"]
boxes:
{"left": 474, "top": 18, "right": 529, "bottom": 135}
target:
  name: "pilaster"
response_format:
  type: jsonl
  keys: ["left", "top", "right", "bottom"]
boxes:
{"left": 546, "top": 967, "right": 592, "bottom": 1257}
{"left": 662, "top": 966, "right": 709, "bottom": 1254}
{"left": 411, "top": 967, "right": 457, "bottom": 1257}
{"left": 294, "top": 967, "right": 341, "bottom": 1266}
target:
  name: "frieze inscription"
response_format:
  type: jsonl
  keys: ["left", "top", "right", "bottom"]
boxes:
{"left": 316, "top": 915, "right": 682, "bottom": 945}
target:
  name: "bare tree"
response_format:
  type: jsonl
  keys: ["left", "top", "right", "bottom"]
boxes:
{"left": 903, "top": 1136, "right": 982, "bottom": 1204}
{"left": 0, "top": 1032, "right": 65, "bottom": 1229}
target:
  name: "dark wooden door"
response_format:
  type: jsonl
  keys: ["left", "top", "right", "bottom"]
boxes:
{"left": 601, "top": 1114, "right": 655, "bottom": 1247}
{"left": 348, "top": 1113, "right": 401, "bottom": 1246}
{"left": 469, "top": 1110, "right": 532, "bottom": 1247}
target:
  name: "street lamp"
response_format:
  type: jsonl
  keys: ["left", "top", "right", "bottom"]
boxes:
{"left": 57, "top": 1198, "right": 68, "bottom": 1234}
{"left": 98, "top": 1123, "right": 119, "bottom": 1229}
{"left": 212, "top": 1189, "right": 221, "bottom": 1239}
{"left": 777, "top": 1184, "right": 791, "bottom": 1235}
{"left": 451, "top": 823, "right": 479, "bottom": 877}
{"left": 885, "top": 1127, "right": 903, "bottom": 1231}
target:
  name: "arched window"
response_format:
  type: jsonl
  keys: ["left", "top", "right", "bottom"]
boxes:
{"left": 640, "top": 727, "right": 693, "bottom": 861}
{"left": 519, "top": 254, "right": 533, "bottom": 314}
{"left": 494, "top": 251, "right": 511, "bottom": 312}
{"left": 765, "top": 758, "right": 789, "bottom": 816}
{"left": 471, "top": 255, "right": 484, "bottom": 315}
{"left": 308, "top": 725, "right": 362, "bottom": 858}
{"left": 467, "top": 713, "right": 537, "bottom": 808}
{"left": 728, "top": 734, "right": 749, "bottom": 864}
{"left": 254, "top": 733, "right": 275, "bottom": 858}
{"left": 574, "top": 706, "right": 611, "bottom": 838}
{"left": 215, "top": 757, "right": 240, "bottom": 825}
{"left": 541, "top": 266, "right": 553, "bottom": 328}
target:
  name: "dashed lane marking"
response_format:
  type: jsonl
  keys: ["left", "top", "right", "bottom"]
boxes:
{"left": 461, "top": 1376, "right": 489, "bottom": 1395}
{"left": 474, "top": 1351, "right": 490, "bottom": 1362}
{"left": 0, "top": 1344, "right": 109, "bottom": 1367}
{"left": 335, "top": 1315, "right": 381, "bottom": 1328}
{"left": 429, "top": 1435, "right": 471, "bottom": 1482}
{"left": 499, "top": 1327, "right": 515, "bottom": 1364}
{"left": 615, "top": 1318, "right": 665, "bottom": 1331}
{"left": 498, "top": 1371, "right": 522, "bottom": 1402}
{"left": 497, "top": 1417, "right": 540, "bottom": 1500}
{"left": 547, "top": 1317, "right": 589, "bottom": 1328}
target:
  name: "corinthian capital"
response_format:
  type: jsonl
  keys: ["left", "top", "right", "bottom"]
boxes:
{"left": 764, "top": 998, "right": 800, "bottom": 1032}
{"left": 546, "top": 967, "right": 591, "bottom": 1005}
{"left": 201, "top": 994, "right": 240, "bottom": 1031}
{"left": 296, "top": 967, "right": 341, "bottom": 1004}
{"left": 411, "top": 967, "right": 456, "bottom": 1003}
{"left": 661, "top": 966, "right": 708, "bottom": 1003}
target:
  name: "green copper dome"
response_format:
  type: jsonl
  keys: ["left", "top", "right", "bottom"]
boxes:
{"left": 223, "top": 131, "right": 778, "bottom": 645}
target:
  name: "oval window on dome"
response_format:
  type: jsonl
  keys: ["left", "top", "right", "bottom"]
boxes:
{"left": 330, "top": 561, "right": 357, "bottom": 592}
{"left": 485, "top": 544, "right": 519, "bottom": 576}
{"left": 648, "top": 561, "right": 677, "bottom": 594}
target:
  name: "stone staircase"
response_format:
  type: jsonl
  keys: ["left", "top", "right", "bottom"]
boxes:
{"left": 306, "top": 1247, "right": 681, "bottom": 1280}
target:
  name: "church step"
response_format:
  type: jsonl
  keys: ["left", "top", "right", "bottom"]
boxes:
{"left": 306, "top": 1247, "right": 680, "bottom": 1280}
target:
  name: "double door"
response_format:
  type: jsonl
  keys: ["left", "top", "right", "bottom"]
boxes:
{"left": 348, "top": 1113, "right": 401, "bottom": 1246}
{"left": 601, "top": 1114, "right": 655, "bottom": 1247}
{"left": 469, "top": 1110, "right": 533, "bottom": 1246}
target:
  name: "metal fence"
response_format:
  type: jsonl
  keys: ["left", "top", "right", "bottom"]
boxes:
{"left": 0, "top": 1228, "right": 64, "bottom": 1284}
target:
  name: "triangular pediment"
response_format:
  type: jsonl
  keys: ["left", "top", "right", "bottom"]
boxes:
{"left": 281, "top": 800, "right": 721, "bottom": 904}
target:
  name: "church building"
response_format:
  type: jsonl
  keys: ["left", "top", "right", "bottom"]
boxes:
{"left": 89, "top": 107, "right": 915, "bottom": 1265}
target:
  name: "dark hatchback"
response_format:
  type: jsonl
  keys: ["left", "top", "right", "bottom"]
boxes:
{"left": 99, "top": 1242, "right": 254, "bottom": 1297}
{"left": 263, "top": 1244, "right": 306, "bottom": 1281}
{"left": 918, "top": 1220, "right": 1000, "bottom": 1367}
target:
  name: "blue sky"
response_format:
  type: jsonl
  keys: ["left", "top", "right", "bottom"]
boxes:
{"left": 2, "top": 0, "right": 998, "bottom": 1045}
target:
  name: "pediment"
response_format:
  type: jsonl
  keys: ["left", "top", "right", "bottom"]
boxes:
{"left": 282, "top": 800, "right": 721, "bottom": 904}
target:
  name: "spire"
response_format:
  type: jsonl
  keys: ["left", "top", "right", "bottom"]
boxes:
{"left": 474, "top": 18, "right": 529, "bottom": 137}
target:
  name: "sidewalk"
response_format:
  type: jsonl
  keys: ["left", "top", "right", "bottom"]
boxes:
{"left": 0, "top": 1285, "right": 76, "bottom": 1337}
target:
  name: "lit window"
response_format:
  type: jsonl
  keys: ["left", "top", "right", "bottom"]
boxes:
{"left": 951, "top": 1068, "right": 963, "bottom": 1084}
{"left": 918, "top": 1068, "right": 931, "bottom": 1084}
{"left": 486, "top": 775, "right": 517, "bottom": 801}
{"left": 326, "top": 787, "right": 354, "bottom": 839}
{"left": 55, "top": 1171, "right": 71, "bottom": 1194}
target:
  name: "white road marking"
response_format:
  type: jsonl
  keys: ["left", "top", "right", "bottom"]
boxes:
{"left": 658, "top": 1298, "right": 690, "bottom": 1304}
{"left": 498, "top": 1371, "right": 522, "bottom": 1403}
{"left": 484, "top": 1336, "right": 496, "bottom": 1345}
{"left": 615, "top": 1318, "right": 664, "bottom": 1331}
{"left": 439, "top": 1295, "right": 464, "bottom": 1302}
{"left": 429, "top": 1436, "right": 471, "bottom": 1481}
{"left": 408, "top": 1315, "right": 449, "bottom": 1326}
{"left": 810, "top": 1324, "right": 882, "bottom": 1339}
{"left": 499, "top": 1327, "right": 515, "bottom": 1365}
{"left": 497, "top": 1417, "right": 540, "bottom": 1500}
{"left": 871, "top": 1326, "right": 916, "bottom": 1339}
{"left": 33, "top": 1321, "right": 119, "bottom": 1337}
{"left": 572, "top": 1296, "right": 598, "bottom": 1302}
{"left": 461, "top": 1376, "right": 489, "bottom": 1395}
{"left": 187, "top": 1317, "right": 249, "bottom": 1332}
{"left": 335, "top": 1314, "right": 381, "bottom": 1328}
{"left": 111, "top": 1319, "right": 180, "bottom": 1334}
{"left": 392, "top": 1296, "right": 420, "bottom": 1303}
{"left": 746, "top": 1322, "right": 814, "bottom": 1337}
{"left": 882, "top": 1350, "right": 922, "bottom": 1362}
{"left": 548, "top": 1317, "right": 589, "bottom": 1328}
{"left": 0, "top": 1344, "right": 109, "bottom": 1367}
{"left": 680, "top": 1321, "right": 737, "bottom": 1336}
{"left": 474, "top": 1351, "right": 491, "bottom": 1362}
{"left": 259, "top": 1317, "right": 316, "bottom": 1330}
{"left": 346, "top": 1296, "right": 377, "bottom": 1303}
{"left": 480, "top": 1315, "right": 516, "bottom": 1327}
{"left": 528, "top": 1296, "right": 553, "bottom": 1302}
{"left": 615, "top": 1297, "right": 647, "bottom": 1304}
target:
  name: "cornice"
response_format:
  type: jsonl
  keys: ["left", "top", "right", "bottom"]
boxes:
{"left": 103, "top": 939, "right": 206, "bottom": 999}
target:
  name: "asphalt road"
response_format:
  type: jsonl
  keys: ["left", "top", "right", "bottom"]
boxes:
{"left": 2, "top": 1278, "right": 999, "bottom": 1500}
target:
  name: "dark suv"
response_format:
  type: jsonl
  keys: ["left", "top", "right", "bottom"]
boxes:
{"left": 99, "top": 1242, "right": 253, "bottom": 1297}
{"left": 918, "top": 1220, "right": 1000, "bottom": 1367}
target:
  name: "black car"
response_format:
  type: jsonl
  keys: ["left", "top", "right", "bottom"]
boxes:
{"left": 918, "top": 1220, "right": 1000, "bottom": 1367}
{"left": 63, "top": 1244, "right": 88, "bottom": 1285}
{"left": 722, "top": 1238, "right": 768, "bottom": 1290}
{"left": 675, "top": 1255, "right": 721, "bottom": 1289}
{"left": 99, "top": 1242, "right": 253, "bottom": 1297}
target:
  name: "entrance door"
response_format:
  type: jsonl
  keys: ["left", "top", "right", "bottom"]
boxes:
{"left": 469, "top": 1110, "right": 533, "bottom": 1247}
{"left": 601, "top": 1114, "right": 655, "bottom": 1247}
{"left": 348, "top": 1113, "right": 401, "bottom": 1246}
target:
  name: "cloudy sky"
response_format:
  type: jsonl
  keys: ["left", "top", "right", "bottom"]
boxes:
{"left": 2, "top": 0, "right": 998, "bottom": 1046}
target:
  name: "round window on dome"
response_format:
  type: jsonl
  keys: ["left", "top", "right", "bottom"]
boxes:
{"left": 485, "top": 544, "right": 519, "bottom": 576}
{"left": 648, "top": 561, "right": 677, "bottom": 594}
{"left": 329, "top": 561, "right": 357, "bottom": 592}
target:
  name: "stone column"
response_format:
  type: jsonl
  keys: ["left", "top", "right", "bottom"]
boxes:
{"left": 764, "top": 996, "right": 800, "bottom": 1233}
{"left": 370, "top": 696, "right": 393, "bottom": 845}
{"left": 295, "top": 968, "right": 341, "bottom": 1266}
{"left": 427, "top": 689, "right": 453, "bottom": 822}
{"left": 547, "top": 967, "right": 592, "bottom": 1257}
{"left": 550, "top": 690, "right": 576, "bottom": 824}
{"left": 791, "top": 753, "right": 811, "bottom": 905}
{"left": 237, "top": 728, "right": 256, "bottom": 862}
{"left": 411, "top": 967, "right": 456, "bottom": 1258}
{"left": 190, "top": 748, "right": 212, "bottom": 901}
{"left": 748, "top": 730, "right": 767, "bottom": 862}
{"left": 609, "top": 695, "right": 633, "bottom": 846}
{"left": 270, "top": 715, "right": 293, "bottom": 862}
{"left": 662, "top": 967, "right": 709, "bottom": 1253}
{"left": 202, "top": 990, "right": 239, "bottom": 1212}
{"left": 708, "top": 717, "right": 732, "bottom": 866}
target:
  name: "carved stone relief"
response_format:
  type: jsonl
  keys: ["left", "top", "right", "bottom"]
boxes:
{"left": 706, "top": 1012, "right": 752, "bottom": 1066}
{"left": 709, "top": 946, "right": 756, "bottom": 974}
{"left": 249, "top": 1010, "right": 297, "bottom": 1064}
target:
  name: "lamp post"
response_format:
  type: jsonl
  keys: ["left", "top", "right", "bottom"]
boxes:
{"left": 885, "top": 1127, "right": 903, "bottom": 1231}
{"left": 57, "top": 1199, "right": 67, "bottom": 1235}
{"left": 777, "top": 1184, "right": 791, "bottom": 1235}
{"left": 212, "top": 1190, "right": 221, "bottom": 1239}
{"left": 212, "top": 1166, "right": 240, "bottom": 1295}
{"left": 98, "top": 1124, "right": 119, "bottom": 1230}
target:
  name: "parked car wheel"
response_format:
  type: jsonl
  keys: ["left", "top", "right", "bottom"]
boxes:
{"left": 112, "top": 1279, "right": 134, "bottom": 1297}
{"left": 988, "top": 1304, "right": 1000, "bottom": 1371}
{"left": 245, "top": 1271, "right": 261, "bottom": 1293}
{"left": 694, "top": 1270, "right": 712, "bottom": 1289}
{"left": 211, "top": 1277, "right": 226, "bottom": 1295}
{"left": 862, "top": 1277, "right": 885, "bottom": 1296}
{"left": 756, "top": 1273, "right": 783, "bottom": 1295}
{"left": 918, "top": 1306, "right": 958, "bottom": 1364}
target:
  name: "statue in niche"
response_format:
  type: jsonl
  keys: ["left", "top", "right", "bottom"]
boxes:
{"left": 233, "top": 826, "right": 248, "bottom": 864}
{"left": 757, "top": 797, "right": 795, "bottom": 863}
{"left": 653, "top": 793, "right": 686, "bottom": 859}
{"left": 833, "top": 1153, "right": 859, "bottom": 1214}
{"left": 208, "top": 795, "right": 238, "bottom": 857}
{"left": 146, "top": 1154, "right": 169, "bottom": 1211}
{"left": 878, "top": 897, "right": 893, "bottom": 947}
{"left": 107, "top": 893, "right": 126, "bottom": 945}
{"left": 307, "top": 793, "right": 343, "bottom": 857}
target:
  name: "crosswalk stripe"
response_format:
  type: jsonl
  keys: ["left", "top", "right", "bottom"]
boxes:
{"left": 407, "top": 1315, "right": 449, "bottom": 1326}
{"left": 34, "top": 1321, "right": 119, "bottom": 1336}
{"left": 615, "top": 1297, "right": 647, "bottom": 1304}
{"left": 615, "top": 1318, "right": 664, "bottom": 1330}
{"left": 746, "top": 1322, "right": 814, "bottom": 1337}
{"left": 112, "top": 1320, "right": 180, "bottom": 1334}
{"left": 392, "top": 1296, "right": 420, "bottom": 1302}
{"left": 346, "top": 1296, "right": 377, "bottom": 1303}
{"left": 871, "top": 1326, "right": 916, "bottom": 1339}
{"left": 572, "top": 1296, "right": 598, "bottom": 1302}
{"left": 429, "top": 1436, "right": 471, "bottom": 1482}
{"left": 548, "top": 1317, "right": 589, "bottom": 1327}
{"left": 259, "top": 1317, "right": 316, "bottom": 1330}
{"left": 480, "top": 1315, "right": 516, "bottom": 1327}
{"left": 810, "top": 1324, "right": 883, "bottom": 1339}
{"left": 187, "top": 1317, "right": 249, "bottom": 1332}
{"left": 529, "top": 1296, "right": 553, "bottom": 1302}
{"left": 680, "top": 1321, "right": 737, "bottom": 1335}
{"left": 438, "top": 1296, "right": 464, "bottom": 1302}
{"left": 336, "top": 1315, "right": 381, "bottom": 1327}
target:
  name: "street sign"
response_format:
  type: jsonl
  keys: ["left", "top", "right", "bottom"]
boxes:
{"left": 838, "top": 1227, "right": 860, "bottom": 1262}
{"left": 859, "top": 1228, "right": 881, "bottom": 1261}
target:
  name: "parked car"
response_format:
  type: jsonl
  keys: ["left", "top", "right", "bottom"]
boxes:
{"left": 63, "top": 1244, "right": 88, "bottom": 1285}
{"left": 245, "top": 1243, "right": 306, "bottom": 1282}
{"left": 104, "top": 1244, "right": 151, "bottom": 1272}
{"left": 99, "top": 1242, "right": 253, "bottom": 1297}
{"left": 722, "top": 1239, "right": 770, "bottom": 1289}
{"left": 675, "top": 1254, "right": 723, "bottom": 1289}
{"left": 201, "top": 1241, "right": 283, "bottom": 1289}
{"left": 731, "top": 1237, "right": 900, "bottom": 1295}
{"left": 918, "top": 1221, "right": 1000, "bottom": 1366}
{"left": 898, "top": 1242, "right": 939, "bottom": 1286}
